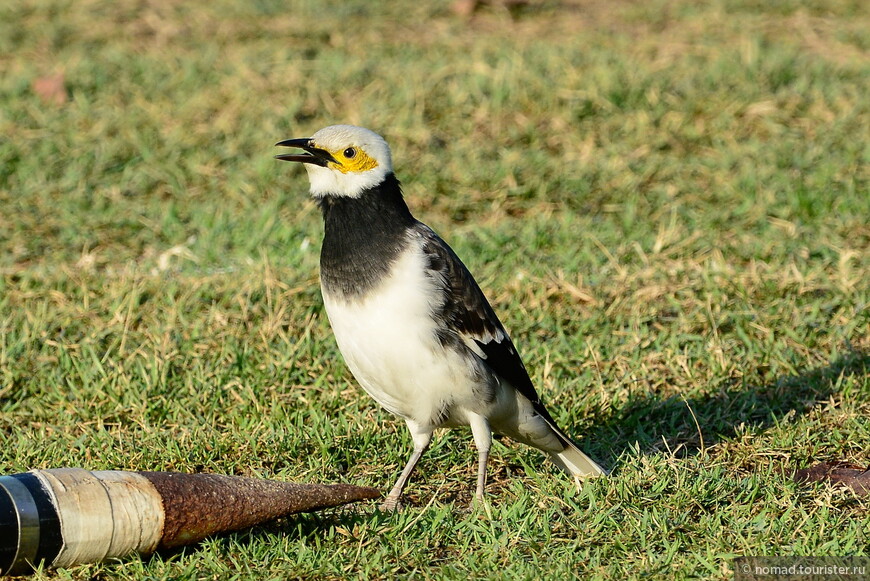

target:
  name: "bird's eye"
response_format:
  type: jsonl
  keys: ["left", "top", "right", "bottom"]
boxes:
{"left": 343, "top": 147, "right": 356, "bottom": 158}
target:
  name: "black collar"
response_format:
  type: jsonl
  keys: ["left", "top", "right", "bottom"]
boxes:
{"left": 318, "top": 173, "right": 417, "bottom": 299}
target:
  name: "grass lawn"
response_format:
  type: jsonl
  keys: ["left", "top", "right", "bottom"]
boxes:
{"left": 1, "top": 0, "right": 868, "bottom": 578}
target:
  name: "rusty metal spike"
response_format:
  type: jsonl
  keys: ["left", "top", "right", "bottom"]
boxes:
{"left": 138, "top": 471, "right": 380, "bottom": 548}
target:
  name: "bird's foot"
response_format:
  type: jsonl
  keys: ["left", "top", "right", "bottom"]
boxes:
{"left": 469, "top": 493, "right": 493, "bottom": 519}
{"left": 379, "top": 495, "right": 402, "bottom": 512}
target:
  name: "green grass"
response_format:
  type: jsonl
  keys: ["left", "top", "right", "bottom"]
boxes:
{"left": 1, "top": 0, "right": 868, "bottom": 578}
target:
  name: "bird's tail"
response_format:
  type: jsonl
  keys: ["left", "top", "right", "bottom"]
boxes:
{"left": 532, "top": 403, "right": 607, "bottom": 478}
{"left": 548, "top": 439, "right": 607, "bottom": 478}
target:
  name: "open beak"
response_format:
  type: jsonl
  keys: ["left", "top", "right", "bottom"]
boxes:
{"left": 274, "top": 138, "right": 338, "bottom": 167}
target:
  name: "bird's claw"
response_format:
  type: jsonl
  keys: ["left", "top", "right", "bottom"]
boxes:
{"left": 379, "top": 496, "right": 402, "bottom": 512}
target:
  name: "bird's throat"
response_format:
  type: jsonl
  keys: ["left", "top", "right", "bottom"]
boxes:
{"left": 318, "top": 174, "right": 416, "bottom": 300}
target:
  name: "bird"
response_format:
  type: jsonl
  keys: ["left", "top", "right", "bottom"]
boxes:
{"left": 275, "top": 124, "right": 605, "bottom": 510}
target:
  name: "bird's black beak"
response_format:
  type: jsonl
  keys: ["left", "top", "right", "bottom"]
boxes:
{"left": 274, "top": 138, "right": 338, "bottom": 167}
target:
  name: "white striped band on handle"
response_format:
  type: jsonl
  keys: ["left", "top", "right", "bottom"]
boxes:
{"left": 0, "top": 469, "right": 164, "bottom": 575}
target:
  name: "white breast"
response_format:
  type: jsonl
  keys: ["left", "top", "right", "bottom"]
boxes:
{"left": 321, "top": 244, "right": 473, "bottom": 427}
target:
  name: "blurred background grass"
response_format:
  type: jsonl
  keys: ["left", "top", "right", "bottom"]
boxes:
{"left": 1, "top": 0, "right": 868, "bottom": 579}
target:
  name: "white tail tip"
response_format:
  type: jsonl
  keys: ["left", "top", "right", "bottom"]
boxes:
{"left": 549, "top": 442, "right": 607, "bottom": 478}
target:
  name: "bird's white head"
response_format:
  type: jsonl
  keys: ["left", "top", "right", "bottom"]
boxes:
{"left": 275, "top": 125, "right": 393, "bottom": 199}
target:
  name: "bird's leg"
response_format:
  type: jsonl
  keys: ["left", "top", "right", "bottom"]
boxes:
{"left": 468, "top": 414, "right": 492, "bottom": 504}
{"left": 381, "top": 423, "right": 432, "bottom": 511}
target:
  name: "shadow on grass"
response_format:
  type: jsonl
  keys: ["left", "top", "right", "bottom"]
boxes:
{"left": 148, "top": 505, "right": 384, "bottom": 566}
{"left": 587, "top": 348, "right": 869, "bottom": 466}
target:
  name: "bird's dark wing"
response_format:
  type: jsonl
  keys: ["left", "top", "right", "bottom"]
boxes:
{"left": 414, "top": 224, "right": 544, "bottom": 407}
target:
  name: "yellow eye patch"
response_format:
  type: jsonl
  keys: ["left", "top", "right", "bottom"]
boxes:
{"left": 328, "top": 146, "right": 379, "bottom": 174}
